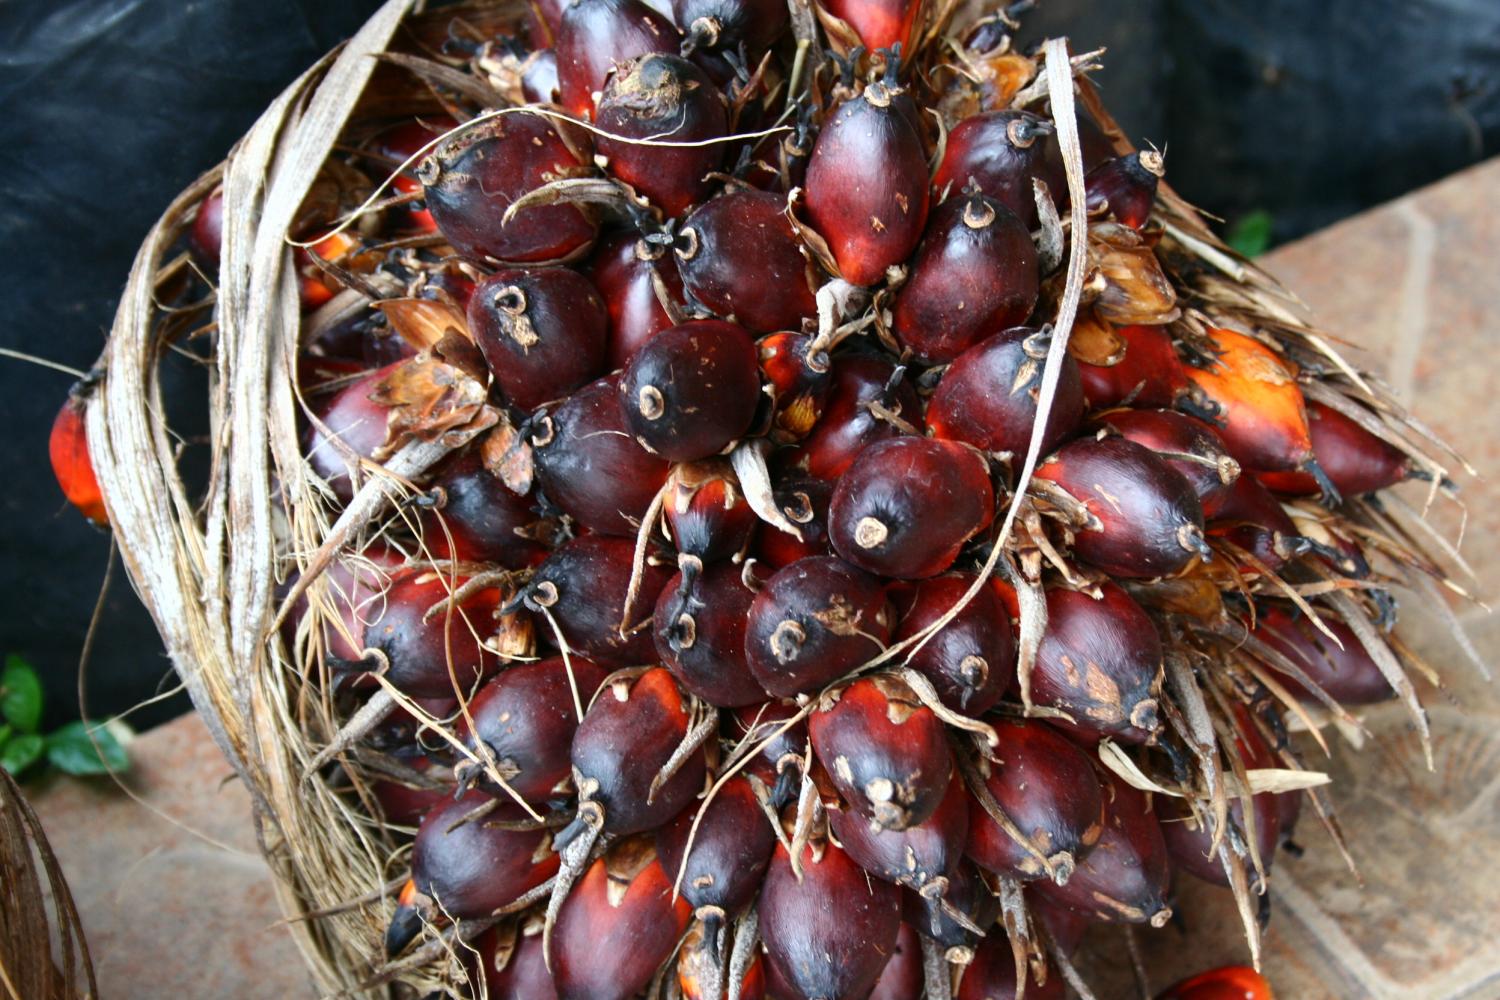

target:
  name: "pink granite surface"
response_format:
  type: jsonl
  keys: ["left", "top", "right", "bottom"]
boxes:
{"left": 26, "top": 159, "right": 1500, "bottom": 1000}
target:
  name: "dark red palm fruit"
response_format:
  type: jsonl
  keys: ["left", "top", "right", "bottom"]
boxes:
{"left": 891, "top": 187, "right": 1040, "bottom": 363}
{"left": 283, "top": 545, "right": 402, "bottom": 665}
{"left": 1032, "top": 583, "right": 1164, "bottom": 745}
{"left": 1094, "top": 409, "right": 1242, "bottom": 518}
{"left": 1077, "top": 323, "right": 1191, "bottom": 410}
{"left": 902, "top": 860, "right": 1001, "bottom": 958}
{"left": 657, "top": 774, "right": 777, "bottom": 922}
{"left": 934, "top": 110, "right": 1057, "bottom": 228}
{"left": 453, "top": 656, "right": 612, "bottom": 804}
{"left": 1207, "top": 474, "right": 1300, "bottom": 572}
{"left": 677, "top": 921, "right": 767, "bottom": 1000}
{"left": 1251, "top": 603, "right": 1395, "bottom": 704}
{"left": 620, "top": 319, "right": 761, "bottom": 461}
{"left": 366, "top": 694, "right": 458, "bottom": 754}
{"left": 785, "top": 354, "right": 922, "bottom": 480}
{"left": 1027, "top": 886, "right": 1091, "bottom": 956}
{"left": 655, "top": 560, "right": 768, "bottom": 707}
{"left": 893, "top": 573, "right": 1015, "bottom": 714}
{"left": 418, "top": 112, "right": 596, "bottom": 265}
{"left": 756, "top": 473, "right": 835, "bottom": 568}
{"left": 1034, "top": 436, "right": 1210, "bottom": 579}
{"left": 49, "top": 391, "right": 107, "bottom": 527}
{"left": 829, "top": 436, "right": 995, "bottom": 580}
{"left": 1255, "top": 400, "right": 1412, "bottom": 497}
{"left": 522, "top": 48, "right": 563, "bottom": 104}
{"left": 673, "top": 0, "right": 787, "bottom": 54}
{"left": 744, "top": 555, "right": 892, "bottom": 697}
{"left": 731, "top": 700, "right": 810, "bottom": 804}
{"left": 822, "top": 0, "right": 921, "bottom": 52}
{"left": 1184, "top": 327, "right": 1316, "bottom": 476}
{"left": 1084, "top": 150, "right": 1165, "bottom": 229}
{"left": 742, "top": 112, "right": 815, "bottom": 193}
{"left": 189, "top": 187, "right": 225, "bottom": 265}
{"left": 956, "top": 931, "right": 1065, "bottom": 1000}
{"left": 556, "top": 0, "right": 680, "bottom": 120}
{"left": 367, "top": 117, "right": 457, "bottom": 233}
{"left": 526, "top": 0, "right": 569, "bottom": 46}
{"left": 520, "top": 535, "right": 673, "bottom": 666}
{"left": 304, "top": 362, "right": 400, "bottom": 503}
{"left": 549, "top": 838, "right": 694, "bottom": 1000}
{"left": 829, "top": 767, "right": 968, "bottom": 897}
{"left": 386, "top": 792, "right": 560, "bottom": 954}
{"left": 804, "top": 75, "right": 930, "bottom": 287}
{"left": 572, "top": 668, "right": 707, "bottom": 835}
{"left": 928, "top": 328, "right": 1086, "bottom": 461}
{"left": 759, "top": 838, "right": 903, "bottom": 1000}
{"left": 866, "top": 921, "right": 924, "bottom": 1000}
{"left": 417, "top": 450, "right": 547, "bottom": 567}
{"left": 589, "top": 232, "right": 689, "bottom": 370}
{"left": 371, "top": 757, "right": 452, "bottom": 826}
{"left": 1032, "top": 774, "right": 1173, "bottom": 927}
{"left": 341, "top": 569, "right": 503, "bottom": 699}
{"left": 471, "top": 917, "right": 559, "bottom": 1000}
{"left": 663, "top": 459, "right": 758, "bottom": 565}
{"left": 1036, "top": 112, "right": 1116, "bottom": 208}
{"left": 1157, "top": 965, "right": 1273, "bottom": 1000}
{"left": 966, "top": 718, "right": 1105, "bottom": 882}
{"left": 676, "top": 188, "right": 818, "bottom": 333}
{"left": 595, "top": 54, "right": 727, "bottom": 217}
{"left": 532, "top": 374, "right": 671, "bottom": 536}
{"left": 810, "top": 674, "right": 954, "bottom": 831}
{"left": 468, "top": 267, "right": 609, "bottom": 412}
{"left": 759, "top": 332, "right": 832, "bottom": 444}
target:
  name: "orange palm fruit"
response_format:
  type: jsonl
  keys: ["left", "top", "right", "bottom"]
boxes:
{"left": 1157, "top": 965, "right": 1273, "bottom": 1000}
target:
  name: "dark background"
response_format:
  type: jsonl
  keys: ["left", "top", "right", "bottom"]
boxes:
{"left": 1, "top": 0, "right": 1496, "bottom": 731}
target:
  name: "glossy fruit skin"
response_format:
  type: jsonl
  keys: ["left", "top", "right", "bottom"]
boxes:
{"left": 893, "top": 572, "right": 1016, "bottom": 713}
{"left": 190, "top": 187, "right": 225, "bottom": 265}
{"left": 469, "top": 267, "right": 609, "bottom": 412}
{"left": 676, "top": 188, "right": 818, "bottom": 333}
{"left": 621, "top": 319, "right": 761, "bottom": 461}
{"left": 934, "top": 110, "right": 1056, "bottom": 227}
{"left": 356, "top": 570, "right": 504, "bottom": 698}
{"left": 656, "top": 774, "right": 777, "bottom": 916}
{"left": 829, "top": 767, "right": 968, "bottom": 892}
{"left": 50, "top": 392, "right": 108, "bottom": 526}
{"left": 533, "top": 374, "right": 671, "bottom": 536}
{"left": 418, "top": 451, "right": 547, "bottom": 567}
{"left": 956, "top": 931, "right": 1065, "bottom": 1000}
{"left": 823, "top": 0, "right": 921, "bottom": 53}
{"left": 1033, "top": 583, "right": 1164, "bottom": 744}
{"left": 454, "top": 656, "right": 611, "bottom": 804}
{"left": 1034, "top": 436, "right": 1208, "bottom": 579}
{"left": 550, "top": 842, "right": 694, "bottom": 1000}
{"left": 785, "top": 354, "right": 922, "bottom": 480}
{"left": 829, "top": 436, "right": 995, "bottom": 580}
{"left": 805, "top": 81, "right": 930, "bottom": 286}
{"left": 655, "top": 560, "right": 768, "bottom": 707}
{"left": 1255, "top": 400, "right": 1410, "bottom": 496}
{"left": 304, "top": 362, "right": 401, "bottom": 503}
{"left": 744, "top": 555, "right": 892, "bottom": 697}
{"left": 526, "top": 535, "right": 673, "bottom": 666}
{"left": 759, "top": 839, "right": 902, "bottom": 1000}
{"left": 757, "top": 473, "right": 835, "bottom": 568}
{"left": 663, "top": 460, "right": 757, "bottom": 563}
{"left": 1077, "top": 323, "right": 1191, "bottom": 410}
{"left": 1033, "top": 774, "right": 1173, "bottom": 926}
{"left": 892, "top": 190, "right": 1039, "bottom": 364}
{"left": 556, "top": 0, "right": 681, "bottom": 120}
{"left": 1085, "top": 150, "right": 1164, "bottom": 229}
{"left": 1252, "top": 603, "right": 1395, "bottom": 704}
{"left": 371, "top": 758, "right": 451, "bottom": 827}
{"left": 862, "top": 921, "right": 922, "bottom": 1000}
{"left": 1185, "top": 327, "right": 1313, "bottom": 474}
{"left": 367, "top": 117, "right": 456, "bottom": 233}
{"left": 595, "top": 54, "right": 726, "bottom": 218}
{"left": 1207, "top": 474, "right": 1300, "bottom": 572}
{"left": 1095, "top": 409, "right": 1242, "bottom": 518}
{"left": 731, "top": 700, "right": 810, "bottom": 797}
{"left": 590, "top": 233, "right": 689, "bottom": 370}
{"left": 928, "top": 328, "right": 1086, "bottom": 460}
{"left": 673, "top": 0, "right": 788, "bottom": 53}
{"left": 472, "top": 920, "right": 558, "bottom": 999}
{"left": 419, "top": 113, "right": 596, "bottom": 265}
{"left": 966, "top": 718, "right": 1105, "bottom": 881}
{"left": 811, "top": 675, "right": 954, "bottom": 831}
{"left": 572, "top": 668, "right": 706, "bottom": 834}
{"left": 760, "top": 332, "right": 832, "bottom": 444}
{"left": 1157, "top": 965, "right": 1273, "bottom": 1000}
{"left": 410, "top": 793, "right": 560, "bottom": 918}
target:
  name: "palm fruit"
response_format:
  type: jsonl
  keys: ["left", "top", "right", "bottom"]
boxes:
{"left": 181, "top": 3, "right": 1471, "bottom": 994}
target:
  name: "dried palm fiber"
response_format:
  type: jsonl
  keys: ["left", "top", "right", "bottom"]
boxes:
{"left": 76, "top": 0, "right": 1482, "bottom": 996}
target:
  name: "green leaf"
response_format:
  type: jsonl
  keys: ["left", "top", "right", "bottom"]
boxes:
{"left": 1, "top": 733, "right": 45, "bottom": 775}
{"left": 1, "top": 655, "right": 43, "bottom": 733}
{"left": 46, "top": 720, "right": 130, "bottom": 776}
{"left": 1226, "top": 210, "right": 1274, "bottom": 258}
{"left": 0, "top": 724, "right": 11, "bottom": 747}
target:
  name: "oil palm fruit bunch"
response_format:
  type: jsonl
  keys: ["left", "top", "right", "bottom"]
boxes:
{"left": 57, "top": 0, "right": 1479, "bottom": 996}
